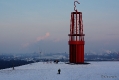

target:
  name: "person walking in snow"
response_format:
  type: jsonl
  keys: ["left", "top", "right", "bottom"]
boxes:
{"left": 58, "top": 69, "right": 61, "bottom": 74}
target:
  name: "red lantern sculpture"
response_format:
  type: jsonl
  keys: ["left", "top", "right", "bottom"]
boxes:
{"left": 68, "top": 1, "right": 85, "bottom": 63}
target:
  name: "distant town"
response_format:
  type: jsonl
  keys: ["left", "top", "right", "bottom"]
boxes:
{"left": 0, "top": 51, "right": 119, "bottom": 61}
{"left": 0, "top": 52, "right": 119, "bottom": 69}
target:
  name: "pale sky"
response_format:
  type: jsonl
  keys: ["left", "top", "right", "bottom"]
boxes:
{"left": 0, "top": 0, "right": 119, "bottom": 54}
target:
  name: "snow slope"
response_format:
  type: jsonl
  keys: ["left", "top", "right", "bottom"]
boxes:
{"left": 0, "top": 61, "right": 119, "bottom": 80}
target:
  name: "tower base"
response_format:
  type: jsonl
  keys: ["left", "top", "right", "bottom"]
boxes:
{"left": 66, "top": 62, "right": 90, "bottom": 65}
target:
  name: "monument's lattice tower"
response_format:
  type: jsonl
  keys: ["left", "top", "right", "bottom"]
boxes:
{"left": 68, "top": 1, "right": 85, "bottom": 63}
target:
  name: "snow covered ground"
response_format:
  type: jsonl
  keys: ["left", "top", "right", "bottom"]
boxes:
{"left": 0, "top": 61, "right": 119, "bottom": 80}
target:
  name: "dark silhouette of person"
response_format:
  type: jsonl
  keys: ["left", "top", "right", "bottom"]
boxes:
{"left": 58, "top": 69, "right": 61, "bottom": 74}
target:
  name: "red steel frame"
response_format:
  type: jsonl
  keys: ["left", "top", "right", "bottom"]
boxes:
{"left": 68, "top": 10, "right": 85, "bottom": 63}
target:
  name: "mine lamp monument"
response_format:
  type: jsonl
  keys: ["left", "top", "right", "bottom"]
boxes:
{"left": 68, "top": 1, "right": 85, "bottom": 63}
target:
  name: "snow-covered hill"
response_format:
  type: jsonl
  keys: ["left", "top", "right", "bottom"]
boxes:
{"left": 0, "top": 61, "right": 119, "bottom": 80}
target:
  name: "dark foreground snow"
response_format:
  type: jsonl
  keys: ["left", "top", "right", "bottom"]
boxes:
{"left": 0, "top": 61, "right": 119, "bottom": 80}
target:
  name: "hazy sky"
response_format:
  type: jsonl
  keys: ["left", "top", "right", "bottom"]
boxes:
{"left": 0, "top": 0, "right": 119, "bottom": 54}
